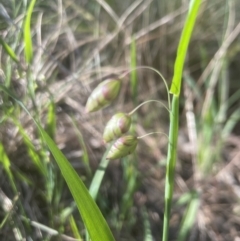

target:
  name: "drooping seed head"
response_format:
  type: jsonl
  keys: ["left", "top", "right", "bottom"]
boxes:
{"left": 85, "top": 79, "right": 121, "bottom": 112}
{"left": 103, "top": 113, "right": 131, "bottom": 143}
{"left": 106, "top": 135, "right": 138, "bottom": 160}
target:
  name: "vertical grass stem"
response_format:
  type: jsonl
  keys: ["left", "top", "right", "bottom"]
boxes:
{"left": 162, "top": 1, "right": 202, "bottom": 239}
{"left": 162, "top": 95, "right": 179, "bottom": 241}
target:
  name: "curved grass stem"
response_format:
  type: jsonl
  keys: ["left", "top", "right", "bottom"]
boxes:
{"left": 137, "top": 131, "right": 169, "bottom": 141}
{"left": 128, "top": 99, "right": 170, "bottom": 116}
{"left": 120, "top": 66, "right": 171, "bottom": 110}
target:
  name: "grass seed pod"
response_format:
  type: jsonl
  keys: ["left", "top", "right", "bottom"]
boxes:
{"left": 85, "top": 79, "right": 121, "bottom": 112}
{"left": 103, "top": 113, "right": 131, "bottom": 143}
{"left": 106, "top": 135, "right": 138, "bottom": 160}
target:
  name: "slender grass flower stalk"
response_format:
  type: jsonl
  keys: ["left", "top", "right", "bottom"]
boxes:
{"left": 85, "top": 79, "right": 121, "bottom": 112}
{"left": 103, "top": 100, "right": 170, "bottom": 143}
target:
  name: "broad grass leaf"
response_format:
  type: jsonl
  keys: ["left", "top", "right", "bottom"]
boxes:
{"left": 0, "top": 85, "right": 116, "bottom": 241}
{"left": 40, "top": 129, "right": 116, "bottom": 241}
{"left": 170, "top": 0, "right": 202, "bottom": 95}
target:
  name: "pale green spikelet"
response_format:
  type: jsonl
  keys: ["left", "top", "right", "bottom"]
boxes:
{"left": 103, "top": 113, "right": 131, "bottom": 143}
{"left": 85, "top": 79, "right": 121, "bottom": 112}
{"left": 106, "top": 135, "right": 138, "bottom": 160}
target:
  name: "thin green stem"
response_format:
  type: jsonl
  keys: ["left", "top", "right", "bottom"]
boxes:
{"left": 162, "top": 1, "right": 202, "bottom": 240}
{"left": 86, "top": 143, "right": 113, "bottom": 241}
{"left": 162, "top": 95, "right": 179, "bottom": 241}
{"left": 88, "top": 143, "right": 112, "bottom": 200}
{"left": 128, "top": 99, "right": 170, "bottom": 116}
{"left": 120, "top": 66, "right": 171, "bottom": 110}
{"left": 137, "top": 131, "right": 169, "bottom": 141}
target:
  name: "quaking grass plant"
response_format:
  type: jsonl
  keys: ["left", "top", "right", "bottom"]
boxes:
{"left": 85, "top": 1, "right": 202, "bottom": 241}
{"left": 0, "top": 0, "right": 202, "bottom": 240}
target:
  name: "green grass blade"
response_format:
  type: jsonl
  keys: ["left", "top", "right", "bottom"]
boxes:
{"left": 0, "top": 210, "right": 13, "bottom": 229}
{"left": 40, "top": 130, "right": 116, "bottom": 241}
{"left": 0, "top": 194, "right": 19, "bottom": 229}
{"left": 119, "top": 156, "right": 138, "bottom": 224}
{"left": 142, "top": 207, "right": 154, "bottom": 241}
{"left": 222, "top": 109, "right": 240, "bottom": 139}
{"left": 130, "top": 37, "right": 137, "bottom": 103}
{"left": 163, "top": 1, "right": 202, "bottom": 240}
{"left": 184, "top": 72, "right": 202, "bottom": 101}
{"left": 0, "top": 143, "right": 17, "bottom": 193}
{"left": 0, "top": 37, "right": 19, "bottom": 63}
{"left": 0, "top": 85, "right": 116, "bottom": 241}
{"left": 45, "top": 100, "right": 56, "bottom": 139}
{"left": 69, "top": 215, "right": 82, "bottom": 240}
{"left": 15, "top": 169, "right": 33, "bottom": 185}
{"left": 69, "top": 116, "right": 91, "bottom": 176}
{"left": 170, "top": 0, "right": 202, "bottom": 96}
{"left": 11, "top": 118, "right": 46, "bottom": 176}
{"left": 176, "top": 192, "right": 193, "bottom": 206}
{"left": 89, "top": 144, "right": 112, "bottom": 200}
{"left": 226, "top": 88, "right": 240, "bottom": 109}
{"left": 163, "top": 95, "right": 179, "bottom": 241}
{"left": 87, "top": 144, "right": 112, "bottom": 241}
{"left": 23, "top": 0, "right": 36, "bottom": 64}
{"left": 177, "top": 191, "right": 200, "bottom": 241}
{"left": 130, "top": 37, "right": 138, "bottom": 134}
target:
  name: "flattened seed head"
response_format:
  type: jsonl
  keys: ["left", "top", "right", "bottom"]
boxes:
{"left": 103, "top": 113, "right": 131, "bottom": 143}
{"left": 106, "top": 135, "right": 138, "bottom": 160}
{"left": 85, "top": 79, "right": 121, "bottom": 112}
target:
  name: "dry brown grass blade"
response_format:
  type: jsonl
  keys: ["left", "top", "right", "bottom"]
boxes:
{"left": 201, "top": 0, "right": 239, "bottom": 117}
{"left": 95, "top": 0, "right": 119, "bottom": 24}
{"left": 0, "top": 190, "right": 22, "bottom": 240}
{"left": 136, "top": 124, "right": 164, "bottom": 160}
{"left": 184, "top": 82, "right": 199, "bottom": 184}
{"left": 201, "top": 37, "right": 240, "bottom": 115}
{"left": 24, "top": 218, "right": 82, "bottom": 241}
{"left": 75, "top": 0, "right": 144, "bottom": 73}
{"left": 124, "top": 0, "right": 153, "bottom": 27}
{"left": 0, "top": 189, "right": 13, "bottom": 212}
{"left": 64, "top": 96, "right": 103, "bottom": 141}
{"left": 124, "top": 4, "right": 188, "bottom": 45}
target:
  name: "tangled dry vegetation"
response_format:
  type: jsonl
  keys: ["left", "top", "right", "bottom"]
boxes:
{"left": 0, "top": 0, "right": 240, "bottom": 240}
